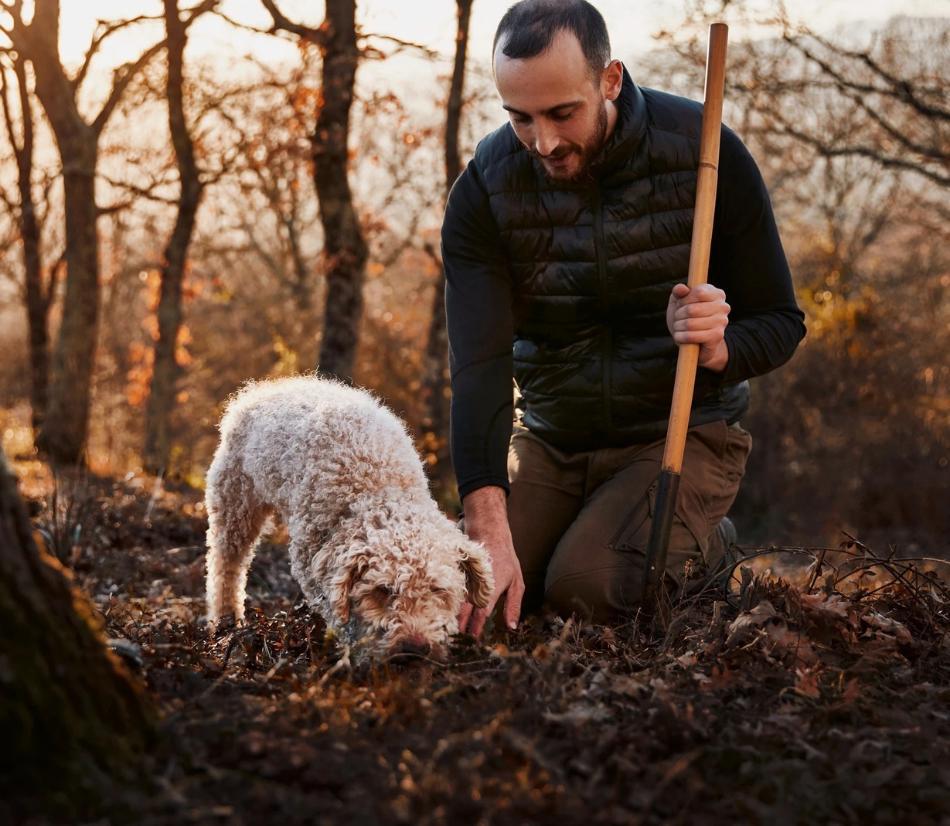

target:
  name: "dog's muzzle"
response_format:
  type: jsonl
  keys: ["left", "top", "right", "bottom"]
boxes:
{"left": 392, "top": 637, "right": 432, "bottom": 657}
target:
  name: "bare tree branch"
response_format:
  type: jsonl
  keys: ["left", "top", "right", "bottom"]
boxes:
{"left": 260, "top": 0, "right": 327, "bottom": 46}
{"left": 836, "top": 83, "right": 947, "bottom": 162}
{"left": 71, "top": 14, "right": 161, "bottom": 94}
{"left": 91, "top": 40, "right": 166, "bottom": 136}
{"left": 43, "top": 251, "right": 64, "bottom": 307}
{"left": 772, "top": 119, "right": 950, "bottom": 186}
{"left": 91, "top": 0, "right": 216, "bottom": 136}
{"left": 180, "top": 0, "right": 219, "bottom": 34}
{"left": 98, "top": 173, "right": 180, "bottom": 206}
{"left": 0, "top": 0, "right": 23, "bottom": 39}
{"left": 786, "top": 30, "right": 950, "bottom": 122}
{"left": 360, "top": 32, "right": 439, "bottom": 60}
{"left": 0, "top": 56, "right": 21, "bottom": 157}
{"left": 209, "top": 8, "right": 273, "bottom": 37}
{"left": 0, "top": 177, "right": 16, "bottom": 214}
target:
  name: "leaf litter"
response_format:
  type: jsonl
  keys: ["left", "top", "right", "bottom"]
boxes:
{"left": 27, "top": 476, "right": 950, "bottom": 824}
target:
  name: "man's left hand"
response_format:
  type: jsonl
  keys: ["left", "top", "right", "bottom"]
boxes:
{"left": 666, "top": 283, "right": 730, "bottom": 372}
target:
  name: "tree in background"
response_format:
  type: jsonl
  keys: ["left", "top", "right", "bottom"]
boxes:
{"left": 421, "top": 0, "right": 474, "bottom": 497}
{"left": 776, "top": 21, "right": 948, "bottom": 187}
{"left": 0, "top": 0, "right": 167, "bottom": 465}
{"left": 212, "top": 55, "right": 323, "bottom": 319}
{"left": 263, "top": 0, "right": 368, "bottom": 383}
{"left": 653, "top": 5, "right": 947, "bottom": 188}
{"left": 0, "top": 453, "right": 153, "bottom": 816}
{"left": 142, "top": 0, "right": 218, "bottom": 475}
{"left": 131, "top": 48, "right": 443, "bottom": 473}
{"left": 650, "top": 4, "right": 949, "bottom": 544}
{"left": 0, "top": 48, "right": 60, "bottom": 437}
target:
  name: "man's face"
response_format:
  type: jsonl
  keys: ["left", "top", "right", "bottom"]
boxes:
{"left": 493, "top": 29, "right": 619, "bottom": 183}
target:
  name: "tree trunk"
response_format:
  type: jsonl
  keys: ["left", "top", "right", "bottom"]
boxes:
{"left": 443, "top": 0, "right": 472, "bottom": 200}
{"left": 13, "top": 0, "right": 98, "bottom": 464}
{"left": 22, "top": 214, "right": 50, "bottom": 438}
{"left": 0, "top": 454, "right": 153, "bottom": 817}
{"left": 422, "top": 0, "right": 473, "bottom": 493}
{"left": 37, "top": 147, "right": 99, "bottom": 465}
{"left": 313, "top": 0, "right": 367, "bottom": 382}
{"left": 2, "top": 54, "right": 52, "bottom": 436}
{"left": 143, "top": 0, "right": 205, "bottom": 475}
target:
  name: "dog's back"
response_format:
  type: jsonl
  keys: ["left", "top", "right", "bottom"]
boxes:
{"left": 209, "top": 375, "right": 427, "bottom": 519}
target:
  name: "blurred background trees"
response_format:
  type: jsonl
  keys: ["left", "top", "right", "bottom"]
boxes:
{"left": 0, "top": 0, "right": 946, "bottom": 549}
{"left": 648, "top": 2, "right": 948, "bottom": 547}
{"left": 1, "top": 0, "right": 174, "bottom": 464}
{"left": 142, "top": 0, "right": 218, "bottom": 475}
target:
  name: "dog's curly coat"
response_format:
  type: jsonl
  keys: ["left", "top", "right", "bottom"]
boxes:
{"left": 205, "top": 376, "right": 493, "bottom": 656}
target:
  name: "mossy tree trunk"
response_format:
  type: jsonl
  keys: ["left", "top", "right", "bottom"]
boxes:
{"left": 0, "top": 454, "right": 154, "bottom": 817}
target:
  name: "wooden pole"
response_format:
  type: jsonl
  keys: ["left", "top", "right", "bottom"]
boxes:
{"left": 643, "top": 23, "right": 729, "bottom": 607}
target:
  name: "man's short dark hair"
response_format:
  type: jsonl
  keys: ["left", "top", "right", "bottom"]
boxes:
{"left": 493, "top": 0, "right": 611, "bottom": 80}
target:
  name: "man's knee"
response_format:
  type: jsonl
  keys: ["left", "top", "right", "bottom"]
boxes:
{"left": 543, "top": 564, "right": 645, "bottom": 623}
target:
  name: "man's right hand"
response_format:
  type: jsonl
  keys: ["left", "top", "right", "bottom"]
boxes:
{"left": 458, "top": 485, "right": 524, "bottom": 638}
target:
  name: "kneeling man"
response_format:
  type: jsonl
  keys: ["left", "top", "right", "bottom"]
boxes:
{"left": 442, "top": 0, "right": 805, "bottom": 635}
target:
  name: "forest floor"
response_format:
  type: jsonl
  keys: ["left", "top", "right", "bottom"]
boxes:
{"left": 13, "top": 465, "right": 950, "bottom": 825}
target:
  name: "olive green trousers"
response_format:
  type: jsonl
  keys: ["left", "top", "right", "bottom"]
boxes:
{"left": 506, "top": 419, "right": 752, "bottom": 621}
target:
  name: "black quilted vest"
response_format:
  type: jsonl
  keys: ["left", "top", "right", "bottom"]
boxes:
{"left": 471, "top": 69, "right": 749, "bottom": 450}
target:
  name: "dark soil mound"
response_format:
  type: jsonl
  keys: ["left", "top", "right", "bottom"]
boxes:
{"left": 17, "top": 476, "right": 950, "bottom": 824}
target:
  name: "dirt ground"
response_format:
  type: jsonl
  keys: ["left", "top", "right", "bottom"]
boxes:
{"left": 13, "top": 471, "right": 950, "bottom": 825}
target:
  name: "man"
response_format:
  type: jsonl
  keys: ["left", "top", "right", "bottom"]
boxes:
{"left": 442, "top": 0, "right": 805, "bottom": 637}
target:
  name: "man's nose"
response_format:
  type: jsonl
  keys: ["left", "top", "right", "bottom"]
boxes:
{"left": 534, "top": 123, "right": 559, "bottom": 157}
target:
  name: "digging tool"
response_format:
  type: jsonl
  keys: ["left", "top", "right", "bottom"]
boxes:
{"left": 642, "top": 23, "right": 729, "bottom": 609}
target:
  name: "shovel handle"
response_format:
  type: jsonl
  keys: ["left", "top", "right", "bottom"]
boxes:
{"left": 644, "top": 23, "right": 729, "bottom": 604}
{"left": 662, "top": 22, "right": 729, "bottom": 475}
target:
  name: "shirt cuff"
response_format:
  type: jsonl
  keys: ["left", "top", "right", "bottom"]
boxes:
{"left": 457, "top": 475, "right": 511, "bottom": 501}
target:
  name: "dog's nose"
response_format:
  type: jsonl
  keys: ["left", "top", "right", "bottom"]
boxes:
{"left": 394, "top": 638, "right": 431, "bottom": 657}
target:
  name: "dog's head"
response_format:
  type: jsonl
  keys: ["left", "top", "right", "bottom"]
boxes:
{"left": 329, "top": 518, "right": 493, "bottom": 659}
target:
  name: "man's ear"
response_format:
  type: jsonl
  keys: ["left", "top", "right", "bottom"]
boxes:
{"left": 602, "top": 58, "right": 623, "bottom": 101}
{"left": 459, "top": 542, "right": 494, "bottom": 608}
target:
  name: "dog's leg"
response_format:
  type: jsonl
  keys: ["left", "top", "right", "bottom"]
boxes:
{"left": 205, "top": 467, "right": 269, "bottom": 624}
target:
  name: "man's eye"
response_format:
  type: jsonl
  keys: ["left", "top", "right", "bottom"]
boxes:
{"left": 511, "top": 115, "right": 530, "bottom": 126}
{"left": 551, "top": 111, "right": 572, "bottom": 122}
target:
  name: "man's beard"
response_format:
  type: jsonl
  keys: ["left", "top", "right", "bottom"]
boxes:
{"left": 534, "top": 101, "right": 609, "bottom": 185}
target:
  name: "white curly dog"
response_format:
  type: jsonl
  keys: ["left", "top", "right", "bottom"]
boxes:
{"left": 205, "top": 376, "right": 493, "bottom": 658}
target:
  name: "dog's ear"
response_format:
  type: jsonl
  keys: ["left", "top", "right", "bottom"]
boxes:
{"left": 459, "top": 542, "right": 494, "bottom": 608}
{"left": 333, "top": 559, "right": 368, "bottom": 623}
